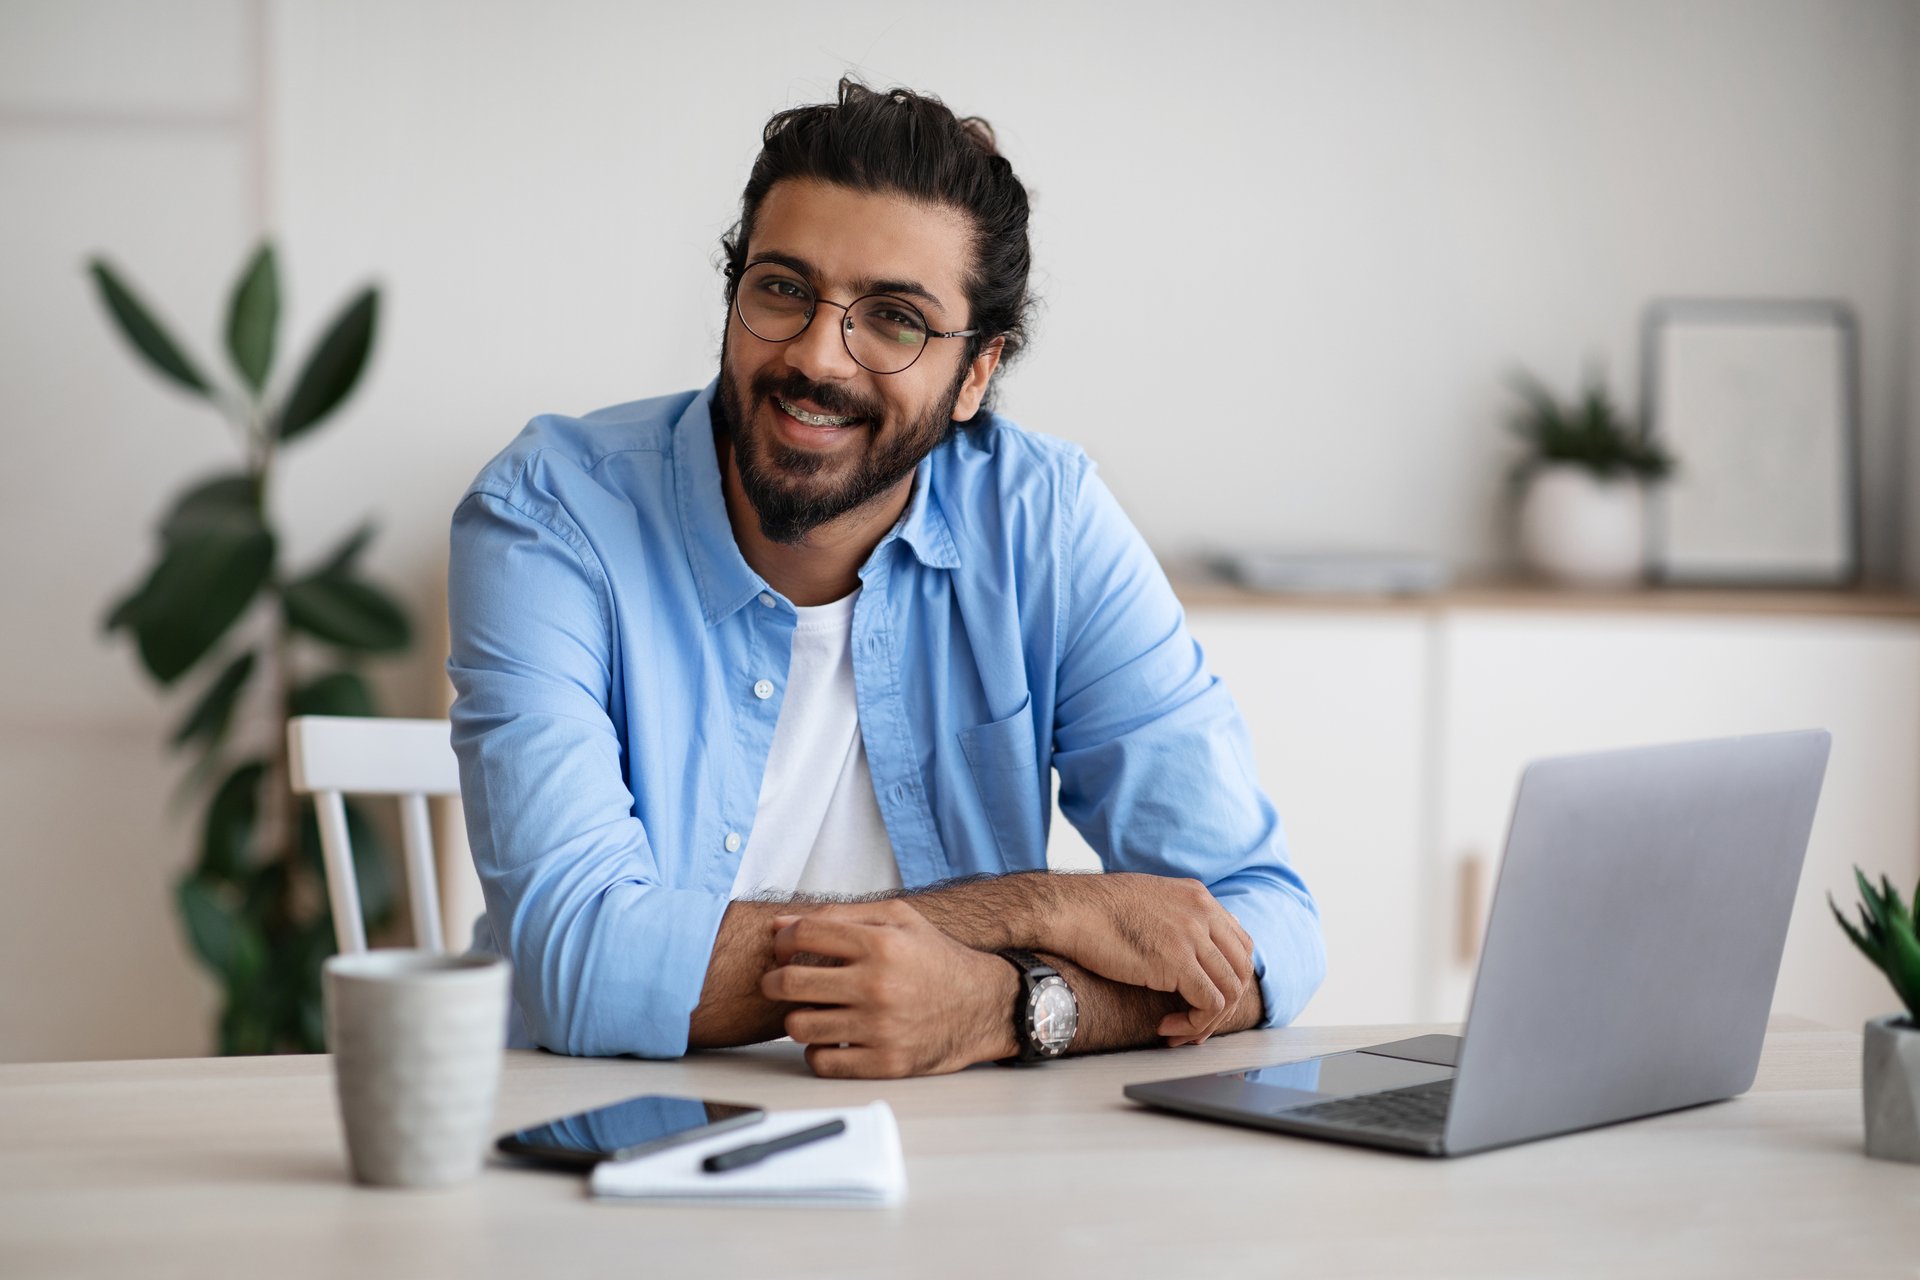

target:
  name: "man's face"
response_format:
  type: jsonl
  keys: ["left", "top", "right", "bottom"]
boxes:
{"left": 716, "top": 178, "right": 997, "bottom": 544}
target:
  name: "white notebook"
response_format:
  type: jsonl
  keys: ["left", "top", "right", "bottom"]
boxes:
{"left": 589, "top": 1102, "right": 906, "bottom": 1208}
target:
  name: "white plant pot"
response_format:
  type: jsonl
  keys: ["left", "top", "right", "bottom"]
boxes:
{"left": 1864, "top": 1014, "right": 1920, "bottom": 1163}
{"left": 1517, "top": 466, "right": 1647, "bottom": 588}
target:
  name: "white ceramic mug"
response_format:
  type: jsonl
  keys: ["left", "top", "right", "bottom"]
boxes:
{"left": 322, "top": 950, "right": 511, "bottom": 1188}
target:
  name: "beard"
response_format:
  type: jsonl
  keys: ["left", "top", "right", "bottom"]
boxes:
{"left": 714, "top": 337, "right": 967, "bottom": 545}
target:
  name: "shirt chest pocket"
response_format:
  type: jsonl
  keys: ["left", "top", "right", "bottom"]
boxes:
{"left": 956, "top": 694, "right": 1046, "bottom": 870}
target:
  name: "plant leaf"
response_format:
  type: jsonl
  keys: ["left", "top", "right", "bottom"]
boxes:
{"left": 312, "top": 521, "right": 376, "bottom": 580}
{"left": 1833, "top": 894, "right": 1885, "bottom": 967}
{"left": 276, "top": 287, "right": 378, "bottom": 443}
{"left": 1856, "top": 867, "right": 1891, "bottom": 944}
{"left": 103, "top": 579, "right": 148, "bottom": 634}
{"left": 170, "top": 650, "right": 257, "bottom": 751}
{"left": 1875, "top": 876, "right": 1920, "bottom": 1020}
{"left": 107, "top": 473, "right": 266, "bottom": 642}
{"left": 199, "top": 759, "right": 267, "bottom": 880}
{"left": 225, "top": 243, "right": 279, "bottom": 395}
{"left": 177, "top": 874, "right": 265, "bottom": 985}
{"left": 160, "top": 472, "right": 262, "bottom": 543}
{"left": 290, "top": 670, "right": 376, "bottom": 718}
{"left": 87, "top": 259, "right": 212, "bottom": 397}
{"left": 241, "top": 859, "right": 288, "bottom": 921}
{"left": 289, "top": 917, "right": 336, "bottom": 1051}
{"left": 124, "top": 526, "right": 276, "bottom": 684}
{"left": 283, "top": 574, "right": 410, "bottom": 652}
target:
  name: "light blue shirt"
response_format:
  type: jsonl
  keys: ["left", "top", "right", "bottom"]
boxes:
{"left": 447, "top": 381, "right": 1324, "bottom": 1057}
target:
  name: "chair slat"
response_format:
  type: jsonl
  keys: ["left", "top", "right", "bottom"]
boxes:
{"left": 314, "top": 789, "right": 369, "bottom": 955}
{"left": 289, "top": 717, "right": 460, "bottom": 797}
{"left": 287, "top": 717, "right": 462, "bottom": 957}
{"left": 398, "top": 792, "right": 445, "bottom": 952}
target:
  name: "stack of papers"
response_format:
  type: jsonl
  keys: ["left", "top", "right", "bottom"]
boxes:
{"left": 589, "top": 1102, "right": 906, "bottom": 1208}
{"left": 1210, "top": 550, "right": 1451, "bottom": 596}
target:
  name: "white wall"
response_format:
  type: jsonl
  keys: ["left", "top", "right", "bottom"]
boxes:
{"left": 4, "top": 0, "right": 1917, "bottom": 1061}
{"left": 0, "top": 0, "right": 260, "bottom": 1059}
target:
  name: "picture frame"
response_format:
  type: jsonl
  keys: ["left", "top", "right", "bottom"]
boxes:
{"left": 1640, "top": 299, "right": 1860, "bottom": 587}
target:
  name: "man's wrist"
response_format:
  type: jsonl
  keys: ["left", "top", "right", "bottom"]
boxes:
{"left": 997, "top": 871, "right": 1075, "bottom": 953}
{"left": 971, "top": 950, "right": 1021, "bottom": 1064}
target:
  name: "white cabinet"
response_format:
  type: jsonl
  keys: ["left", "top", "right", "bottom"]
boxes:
{"left": 1048, "top": 592, "right": 1920, "bottom": 1033}
{"left": 1432, "top": 610, "right": 1920, "bottom": 1031}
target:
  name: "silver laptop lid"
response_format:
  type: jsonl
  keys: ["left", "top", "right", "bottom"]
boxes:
{"left": 1444, "top": 730, "right": 1830, "bottom": 1156}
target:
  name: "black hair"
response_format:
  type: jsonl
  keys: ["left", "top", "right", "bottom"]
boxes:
{"left": 719, "top": 78, "right": 1034, "bottom": 423}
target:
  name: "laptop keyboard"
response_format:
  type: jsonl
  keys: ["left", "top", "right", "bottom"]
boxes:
{"left": 1285, "top": 1077, "right": 1455, "bottom": 1137}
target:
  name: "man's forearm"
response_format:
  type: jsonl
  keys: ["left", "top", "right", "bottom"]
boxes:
{"left": 687, "top": 900, "right": 801, "bottom": 1048}
{"left": 897, "top": 871, "right": 1069, "bottom": 951}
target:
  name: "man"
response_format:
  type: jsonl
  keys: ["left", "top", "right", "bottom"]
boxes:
{"left": 447, "top": 80, "right": 1323, "bottom": 1078}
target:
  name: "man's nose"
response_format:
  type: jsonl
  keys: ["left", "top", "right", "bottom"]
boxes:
{"left": 784, "top": 302, "right": 861, "bottom": 381}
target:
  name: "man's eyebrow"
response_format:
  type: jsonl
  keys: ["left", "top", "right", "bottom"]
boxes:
{"left": 750, "top": 250, "right": 948, "bottom": 315}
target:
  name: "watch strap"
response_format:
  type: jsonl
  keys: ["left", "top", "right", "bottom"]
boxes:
{"left": 997, "top": 949, "right": 1063, "bottom": 1065}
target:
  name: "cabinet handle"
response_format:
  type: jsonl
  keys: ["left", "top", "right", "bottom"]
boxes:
{"left": 1457, "top": 853, "right": 1486, "bottom": 965}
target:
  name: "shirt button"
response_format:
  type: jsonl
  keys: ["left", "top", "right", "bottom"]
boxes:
{"left": 753, "top": 679, "right": 774, "bottom": 700}
{"left": 724, "top": 832, "right": 742, "bottom": 853}
{"left": 758, "top": 592, "right": 775, "bottom": 607}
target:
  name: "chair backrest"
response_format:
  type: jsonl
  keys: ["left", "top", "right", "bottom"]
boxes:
{"left": 286, "top": 716, "right": 462, "bottom": 955}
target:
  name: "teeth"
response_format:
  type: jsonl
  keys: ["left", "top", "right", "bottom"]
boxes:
{"left": 778, "top": 398, "right": 857, "bottom": 428}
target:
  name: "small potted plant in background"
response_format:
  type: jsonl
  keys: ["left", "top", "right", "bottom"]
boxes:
{"left": 1505, "top": 365, "right": 1674, "bottom": 588}
{"left": 1832, "top": 869, "right": 1920, "bottom": 1163}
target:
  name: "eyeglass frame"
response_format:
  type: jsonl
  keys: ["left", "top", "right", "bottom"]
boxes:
{"left": 728, "top": 258, "right": 980, "bottom": 375}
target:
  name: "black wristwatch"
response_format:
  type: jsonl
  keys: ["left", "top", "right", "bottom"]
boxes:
{"left": 997, "top": 949, "right": 1078, "bottom": 1064}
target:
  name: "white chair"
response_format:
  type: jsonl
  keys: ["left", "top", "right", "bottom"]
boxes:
{"left": 286, "top": 715, "right": 466, "bottom": 955}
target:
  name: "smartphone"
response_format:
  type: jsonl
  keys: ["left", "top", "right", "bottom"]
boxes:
{"left": 495, "top": 1093, "right": 765, "bottom": 1169}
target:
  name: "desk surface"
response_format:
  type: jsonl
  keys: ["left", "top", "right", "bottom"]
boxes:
{"left": 1, "top": 1020, "right": 1912, "bottom": 1279}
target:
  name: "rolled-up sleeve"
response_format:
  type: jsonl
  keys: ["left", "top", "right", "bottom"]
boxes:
{"left": 447, "top": 487, "right": 728, "bottom": 1057}
{"left": 1049, "top": 464, "right": 1325, "bottom": 1027}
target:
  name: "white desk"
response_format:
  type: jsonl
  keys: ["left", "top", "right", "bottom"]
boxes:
{"left": 1, "top": 1018, "right": 1912, "bottom": 1278}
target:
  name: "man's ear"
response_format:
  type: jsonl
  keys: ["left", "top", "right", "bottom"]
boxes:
{"left": 951, "top": 337, "right": 1005, "bottom": 422}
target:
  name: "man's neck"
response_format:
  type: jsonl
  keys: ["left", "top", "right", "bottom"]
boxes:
{"left": 716, "top": 427, "right": 913, "bottom": 607}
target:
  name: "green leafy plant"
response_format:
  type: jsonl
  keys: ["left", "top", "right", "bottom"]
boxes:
{"left": 1505, "top": 366, "right": 1675, "bottom": 482}
{"left": 1832, "top": 868, "right": 1920, "bottom": 1025}
{"left": 88, "top": 243, "right": 411, "bottom": 1054}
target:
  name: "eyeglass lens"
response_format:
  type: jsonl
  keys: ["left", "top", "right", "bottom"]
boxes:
{"left": 736, "top": 262, "right": 930, "bottom": 374}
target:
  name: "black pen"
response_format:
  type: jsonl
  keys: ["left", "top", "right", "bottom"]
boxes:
{"left": 701, "top": 1118, "right": 847, "bottom": 1173}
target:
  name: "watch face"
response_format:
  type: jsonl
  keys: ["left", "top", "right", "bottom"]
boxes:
{"left": 1031, "top": 976, "right": 1077, "bottom": 1054}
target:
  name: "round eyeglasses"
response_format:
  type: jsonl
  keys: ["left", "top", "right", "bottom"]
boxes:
{"left": 732, "top": 260, "right": 978, "bottom": 375}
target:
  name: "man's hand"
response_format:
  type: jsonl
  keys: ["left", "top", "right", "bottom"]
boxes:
{"left": 761, "top": 900, "right": 1019, "bottom": 1078}
{"left": 1055, "top": 873, "right": 1256, "bottom": 1045}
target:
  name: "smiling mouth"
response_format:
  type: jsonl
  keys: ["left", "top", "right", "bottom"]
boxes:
{"left": 776, "top": 398, "right": 863, "bottom": 428}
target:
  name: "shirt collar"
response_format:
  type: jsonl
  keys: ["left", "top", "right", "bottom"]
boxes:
{"left": 672, "top": 380, "right": 961, "bottom": 626}
{"left": 885, "top": 451, "right": 961, "bottom": 572}
{"left": 673, "top": 382, "right": 764, "bottom": 627}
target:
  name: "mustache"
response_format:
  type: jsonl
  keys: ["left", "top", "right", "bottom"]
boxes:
{"left": 750, "top": 370, "right": 884, "bottom": 425}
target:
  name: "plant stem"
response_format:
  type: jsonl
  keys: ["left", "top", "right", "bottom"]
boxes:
{"left": 257, "top": 422, "right": 301, "bottom": 960}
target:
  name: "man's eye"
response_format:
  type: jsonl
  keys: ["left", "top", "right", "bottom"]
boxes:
{"left": 767, "top": 280, "right": 807, "bottom": 299}
{"left": 873, "top": 308, "right": 925, "bottom": 332}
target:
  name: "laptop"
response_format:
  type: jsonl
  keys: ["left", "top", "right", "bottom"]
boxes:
{"left": 1123, "top": 729, "right": 1831, "bottom": 1157}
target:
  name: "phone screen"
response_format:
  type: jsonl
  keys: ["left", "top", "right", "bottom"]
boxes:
{"left": 497, "top": 1094, "right": 764, "bottom": 1168}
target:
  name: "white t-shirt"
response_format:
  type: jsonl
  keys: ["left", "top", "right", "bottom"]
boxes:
{"left": 728, "top": 588, "right": 903, "bottom": 899}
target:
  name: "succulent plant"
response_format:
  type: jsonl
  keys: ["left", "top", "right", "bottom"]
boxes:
{"left": 1832, "top": 868, "right": 1920, "bottom": 1025}
{"left": 1505, "top": 366, "right": 1675, "bottom": 482}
